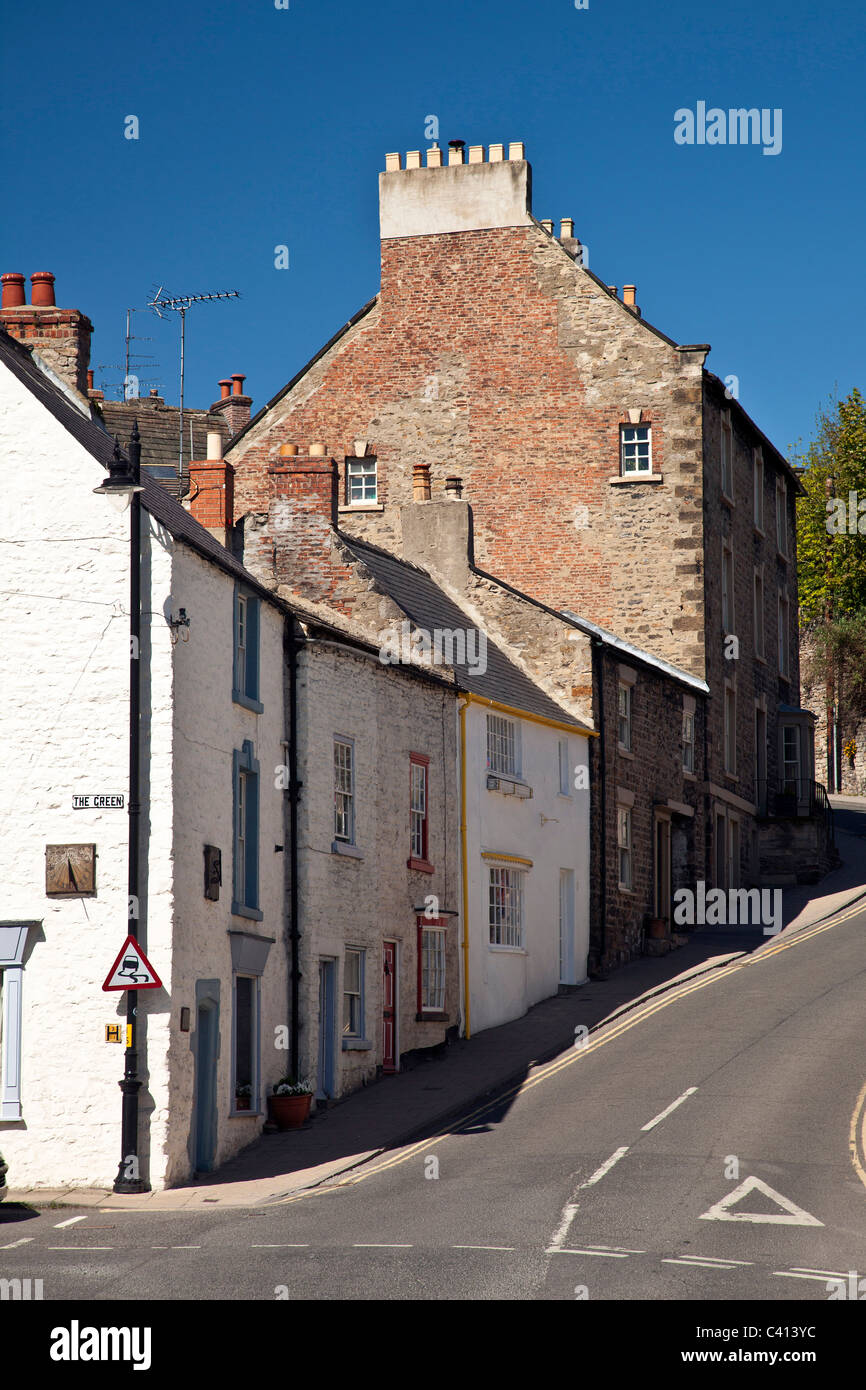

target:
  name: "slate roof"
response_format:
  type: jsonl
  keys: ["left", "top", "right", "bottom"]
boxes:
{"left": 98, "top": 397, "right": 230, "bottom": 498}
{"left": 338, "top": 533, "right": 592, "bottom": 732}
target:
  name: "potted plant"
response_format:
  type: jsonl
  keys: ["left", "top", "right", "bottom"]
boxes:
{"left": 0, "top": 1152, "right": 7, "bottom": 1202}
{"left": 267, "top": 1076, "right": 314, "bottom": 1131}
{"left": 235, "top": 1083, "right": 253, "bottom": 1112}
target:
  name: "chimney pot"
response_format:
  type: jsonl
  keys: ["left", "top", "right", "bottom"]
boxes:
{"left": 218, "top": 379, "right": 232, "bottom": 400}
{"left": 30, "top": 272, "right": 56, "bottom": 307}
{"left": 447, "top": 140, "right": 465, "bottom": 165}
{"left": 607, "top": 286, "right": 618, "bottom": 298}
{"left": 488, "top": 143, "right": 505, "bottom": 162}
{"left": 1, "top": 272, "right": 26, "bottom": 309}
{"left": 385, "top": 152, "right": 402, "bottom": 172}
{"left": 412, "top": 462, "right": 432, "bottom": 502}
{"left": 540, "top": 219, "right": 553, "bottom": 234}
{"left": 149, "top": 388, "right": 159, "bottom": 397}
{"left": 508, "top": 142, "right": 525, "bottom": 161}
{"left": 309, "top": 443, "right": 327, "bottom": 457}
{"left": 406, "top": 150, "right": 422, "bottom": 169}
{"left": 426, "top": 145, "right": 443, "bottom": 168}
{"left": 86, "top": 369, "right": 95, "bottom": 391}
{"left": 231, "top": 373, "right": 246, "bottom": 396}
{"left": 207, "top": 430, "right": 223, "bottom": 460}
{"left": 279, "top": 443, "right": 299, "bottom": 457}
{"left": 623, "top": 284, "right": 636, "bottom": 306}
{"left": 468, "top": 145, "right": 484, "bottom": 164}
{"left": 444, "top": 475, "right": 463, "bottom": 498}
{"left": 560, "top": 218, "right": 574, "bottom": 239}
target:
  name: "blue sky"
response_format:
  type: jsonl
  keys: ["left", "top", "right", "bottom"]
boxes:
{"left": 2, "top": 0, "right": 863, "bottom": 456}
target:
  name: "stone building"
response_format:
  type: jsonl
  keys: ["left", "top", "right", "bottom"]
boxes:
{"left": 223, "top": 140, "right": 833, "bottom": 899}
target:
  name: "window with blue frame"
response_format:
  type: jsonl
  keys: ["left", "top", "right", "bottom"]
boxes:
{"left": 232, "top": 740, "right": 261, "bottom": 920}
{"left": 233, "top": 587, "right": 262, "bottom": 711}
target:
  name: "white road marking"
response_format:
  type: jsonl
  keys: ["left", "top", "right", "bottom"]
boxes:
{"left": 663, "top": 1257, "right": 749, "bottom": 1270}
{"left": 452, "top": 1245, "right": 516, "bottom": 1251}
{"left": 665, "top": 1255, "right": 753, "bottom": 1267}
{"left": 584, "top": 1244, "right": 646, "bottom": 1254}
{"left": 547, "top": 1202, "right": 579, "bottom": 1252}
{"left": 0, "top": 1237, "right": 33, "bottom": 1249}
{"left": 773, "top": 1270, "right": 846, "bottom": 1283}
{"left": 641, "top": 1087, "right": 698, "bottom": 1132}
{"left": 47, "top": 1246, "right": 114, "bottom": 1251}
{"left": 352, "top": 1243, "right": 413, "bottom": 1248}
{"left": 700, "top": 1176, "right": 823, "bottom": 1226}
{"left": 251, "top": 1244, "right": 310, "bottom": 1248}
{"left": 171, "top": 1245, "right": 201, "bottom": 1249}
{"left": 54, "top": 1215, "right": 87, "bottom": 1229}
{"left": 548, "top": 1248, "right": 632, "bottom": 1258}
{"left": 578, "top": 1147, "right": 630, "bottom": 1189}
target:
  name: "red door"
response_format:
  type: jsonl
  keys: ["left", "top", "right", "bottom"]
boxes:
{"left": 382, "top": 942, "right": 397, "bottom": 1073}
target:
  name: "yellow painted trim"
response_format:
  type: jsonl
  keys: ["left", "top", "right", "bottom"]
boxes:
{"left": 459, "top": 698, "right": 471, "bottom": 1040}
{"left": 481, "top": 851, "right": 534, "bottom": 868}
{"left": 465, "top": 691, "right": 597, "bottom": 739}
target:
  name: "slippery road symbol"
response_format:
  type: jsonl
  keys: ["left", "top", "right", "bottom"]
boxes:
{"left": 699, "top": 1176, "right": 824, "bottom": 1226}
{"left": 102, "top": 934, "right": 162, "bottom": 991}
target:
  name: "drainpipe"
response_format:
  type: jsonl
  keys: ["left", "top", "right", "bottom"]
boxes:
{"left": 591, "top": 637, "right": 606, "bottom": 968}
{"left": 284, "top": 617, "right": 303, "bottom": 1077}
{"left": 459, "top": 697, "right": 471, "bottom": 1038}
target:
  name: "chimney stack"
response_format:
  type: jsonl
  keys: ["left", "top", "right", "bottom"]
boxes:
{"left": 622, "top": 284, "right": 641, "bottom": 316}
{"left": 0, "top": 271, "right": 93, "bottom": 395}
{"left": 210, "top": 373, "right": 252, "bottom": 437}
{"left": 188, "top": 431, "right": 235, "bottom": 549}
{"left": 379, "top": 140, "right": 532, "bottom": 240}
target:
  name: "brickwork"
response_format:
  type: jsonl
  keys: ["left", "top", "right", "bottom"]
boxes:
{"left": 0, "top": 305, "right": 92, "bottom": 396}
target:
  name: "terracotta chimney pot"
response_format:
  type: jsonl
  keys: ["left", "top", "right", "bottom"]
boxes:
{"left": 30, "top": 272, "right": 56, "bottom": 307}
{"left": 279, "top": 443, "right": 299, "bottom": 457}
{"left": 1, "top": 273, "right": 26, "bottom": 309}
{"left": 218, "top": 379, "right": 232, "bottom": 400}
{"left": 231, "top": 373, "right": 246, "bottom": 396}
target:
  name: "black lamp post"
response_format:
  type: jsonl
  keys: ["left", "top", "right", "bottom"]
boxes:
{"left": 94, "top": 425, "right": 148, "bottom": 1193}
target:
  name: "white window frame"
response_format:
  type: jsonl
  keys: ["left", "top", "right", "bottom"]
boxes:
{"left": 753, "top": 448, "right": 764, "bottom": 531}
{"left": 721, "top": 410, "right": 733, "bottom": 500}
{"left": 347, "top": 457, "right": 378, "bottom": 505}
{"left": 419, "top": 925, "right": 447, "bottom": 1012}
{"left": 754, "top": 567, "right": 765, "bottom": 660}
{"left": 682, "top": 708, "right": 695, "bottom": 773}
{"left": 342, "top": 947, "right": 365, "bottom": 1040}
{"left": 778, "top": 593, "right": 790, "bottom": 676}
{"left": 487, "top": 713, "right": 521, "bottom": 777}
{"left": 488, "top": 865, "right": 525, "bottom": 949}
{"left": 776, "top": 478, "right": 788, "bottom": 556}
{"left": 617, "top": 805, "right": 632, "bottom": 890}
{"left": 620, "top": 424, "right": 652, "bottom": 475}
{"left": 617, "top": 682, "right": 632, "bottom": 751}
{"left": 334, "top": 737, "right": 355, "bottom": 844}
{"left": 724, "top": 682, "right": 737, "bottom": 776}
{"left": 558, "top": 738, "right": 571, "bottom": 796}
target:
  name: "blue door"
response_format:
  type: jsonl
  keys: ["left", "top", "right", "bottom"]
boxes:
{"left": 195, "top": 1000, "right": 219, "bottom": 1172}
{"left": 317, "top": 960, "right": 336, "bottom": 1098}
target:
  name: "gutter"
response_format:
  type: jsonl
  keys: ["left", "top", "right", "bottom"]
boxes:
{"left": 459, "top": 698, "right": 471, "bottom": 1039}
{"left": 284, "top": 617, "right": 304, "bottom": 1077}
{"left": 592, "top": 636, "right": 607, "bottom": 968}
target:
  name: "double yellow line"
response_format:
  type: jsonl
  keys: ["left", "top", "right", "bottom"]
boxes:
{"left": 276, "top": 893, "right": 866, "bottom": 1203}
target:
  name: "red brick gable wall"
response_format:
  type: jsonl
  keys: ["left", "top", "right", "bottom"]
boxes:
{"left": 229, "top": 221, "right": 707, "bottom": 675}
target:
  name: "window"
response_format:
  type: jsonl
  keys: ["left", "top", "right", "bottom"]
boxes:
{"left": 754, "top": 569, "right": 765, "bottom": 659}
{"left": 778, "top": 593, "right": 790, "bottom": 676}
{"left": 721, "top": 411, "right": 733, "bottom": 499}
{"left": 617, "top": 682, "right": 632, "bottom": 751}
{"left": 232, "top": 974, "right": 259, "bottom": 1111}
{"left": 753, "top": 449, "right": 764, "bottom": 530}
{"left": 487, "top": 714, "right": 520, "bottom": 776}
{"left": 418, "top": 922, "right": 447, "bottom": 1013}
{"left": 346, "top": 457, "right": 377, "bottom": 504}
{"left": 682, "top": 709, "right": 695, "bottom": 773}
{"left": 488, "top": 865, "right": 524, "bottom": 948}
{"left": 617, "top": 806, "right": 632, "bottom": 890}
{"left": 334, "top": 738, "right": 355, "bottom": 843}
{"left": 343, "top": 948, "right": 365, "bottom": 1039}
{"left": 782, "top": 725, "right": 801, "bottom": 796}
{"left": 233, "top": 588, "right": 262, "bottom": 711}
{"left": 558, "top": 738, "right": 571, "bottom": 796}
{"left": 409, "top": 754, "right": 432, "bottom": 869}
{"left": 232, "top": 740, "right": 260, "bottom": 918}
{"left": 776, "top": 479, "right": 788, "bottom": 556}
{"left": 620, "top": 425, "right": 652, "bottom": 475}
{"left": 724, "top": 685, "right": 737, "bottom": 775}
{"left": 722, "top": 541, "right": 734, "bottom": 632}
{"left": 727, "top": 818, "right": 740, "bottom": 890}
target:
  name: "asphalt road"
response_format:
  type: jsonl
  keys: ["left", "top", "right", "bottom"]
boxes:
{"left": 4, "top": 900, "right": 866, "bottom": 1303}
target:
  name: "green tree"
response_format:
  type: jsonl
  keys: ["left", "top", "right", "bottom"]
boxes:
{"left": 794, "top": 388, "right": 866, "bottom": 625}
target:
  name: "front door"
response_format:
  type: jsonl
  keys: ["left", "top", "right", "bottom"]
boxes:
{"left": 654, "top": 816, "right": 671, "bottom": 922}
{"left": 382, "top": 941, "right": 397, "bottom": 1073}
{"left": 194, "top": 1000, "right": 219, "bottom": 1173}
{"left": 317, "top": 959, "right": 336, "bottom": 1098}
{"left": 559, "top": 869, "right": 575, "bottom": 984}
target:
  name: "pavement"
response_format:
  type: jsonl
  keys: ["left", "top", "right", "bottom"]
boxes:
{"left": 10, "top": 796, "right": 865, "bottom": 1214}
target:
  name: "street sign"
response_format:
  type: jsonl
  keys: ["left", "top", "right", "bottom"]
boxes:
{"left": 102, "top": 934, "right": 162, "bottom": 991}
{"left": 73, "top": 794, "right": 124, "bottom": 809}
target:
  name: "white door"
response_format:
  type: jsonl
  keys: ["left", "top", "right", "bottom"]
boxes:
{"left": 559, "top": 869, "right": 575, "bottom": 984}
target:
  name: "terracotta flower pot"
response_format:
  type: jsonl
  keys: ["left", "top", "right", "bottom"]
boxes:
{"left": 235, "top": 1095, "right": 251, "bottom": 1112}
{"left": 267, "top": 1092, "right": 312, "bottom": 1130}
{"left": 647, "top": 917, "right": 667, "bottom": 939}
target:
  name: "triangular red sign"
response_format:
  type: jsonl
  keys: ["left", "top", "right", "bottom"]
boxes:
{"left": 102, "top": 934, "right": 162, "bottom": 991}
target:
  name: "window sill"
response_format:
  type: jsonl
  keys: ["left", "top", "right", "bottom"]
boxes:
{"left": 332, "top": 840, "right": 364, "bottom": 860}
{"left": 755, "top": 653, "right": 767, "bottom": 665}
{"left": 721, "top": 492, "right": 734, "bottom": 509}
{"left": 557, "top": 791, "right": 573, "bottom": 800}
{"left": 618, "top": 885, "right": 635, "bottom": 894}
{"left": 776, "top": 551, "right": 789, "bottom": 564}
{"left": 683, "top": 770, "right": 697, "bottom": 782}
{"left": 609, "top": 473, "right": 663, "bottom": 485}
{"left": 342, "top": 1038, "right": 372, "bottom": 1051}
{"left": 407, "top": 856, "right": 435, "bottom": 874}
{"left": 754, "top": 526, "right": 766, "bottom": 539}
{"left": 488, "top": 944, "right": 527, "bottom": 954}
{"left": 230, "top": 1107, "right": 262, "bottom": 1118}
{"left": 415, "top": 1011, "right": 449, "bottom": 1023}
{"left": 486, "top": 774, "right": 532, "bottom": 798}
{"left": 338, "top": 503, "right": 384, "bottom": 513}
{"left": 232, "top": 691, "right": 264, "bottom": 714}
{"left": 723, "top": 771, "right": 738, "bottom": 783}
{"left": 231, "top": 902, "right": 263, "bottom": 922}
{"left": 618, "top": 746, "right": 635, "bottom": 760}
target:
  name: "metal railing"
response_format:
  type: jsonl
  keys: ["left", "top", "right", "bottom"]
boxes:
{"left": 756, "top": 778, "right": 835, "bottom": 841}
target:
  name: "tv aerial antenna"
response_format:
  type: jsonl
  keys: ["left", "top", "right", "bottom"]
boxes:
{"left": 148, "top": 286, "right": 240, "bottom": 478}
{"left": 97, "top": 307, "right": 162, "bottom": 401}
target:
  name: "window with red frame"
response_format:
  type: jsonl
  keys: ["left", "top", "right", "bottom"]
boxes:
{"left": 408, "top": 754, "right": 432, "bottom": 871}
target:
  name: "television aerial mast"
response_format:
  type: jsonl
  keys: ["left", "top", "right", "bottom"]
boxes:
{"left": 148, "top": 286, "right": 240, "bottom": 479}
{"left": 97, "top": 307, "right": 162, "bottom": 401}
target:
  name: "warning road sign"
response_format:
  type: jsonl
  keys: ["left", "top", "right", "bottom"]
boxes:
{"left": 102, "top": 934, "right": 162, "bottom": 991}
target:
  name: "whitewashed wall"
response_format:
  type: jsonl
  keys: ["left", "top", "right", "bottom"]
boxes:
{"left": 464, "top": 704, "right": 591, "bottom": 1035}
